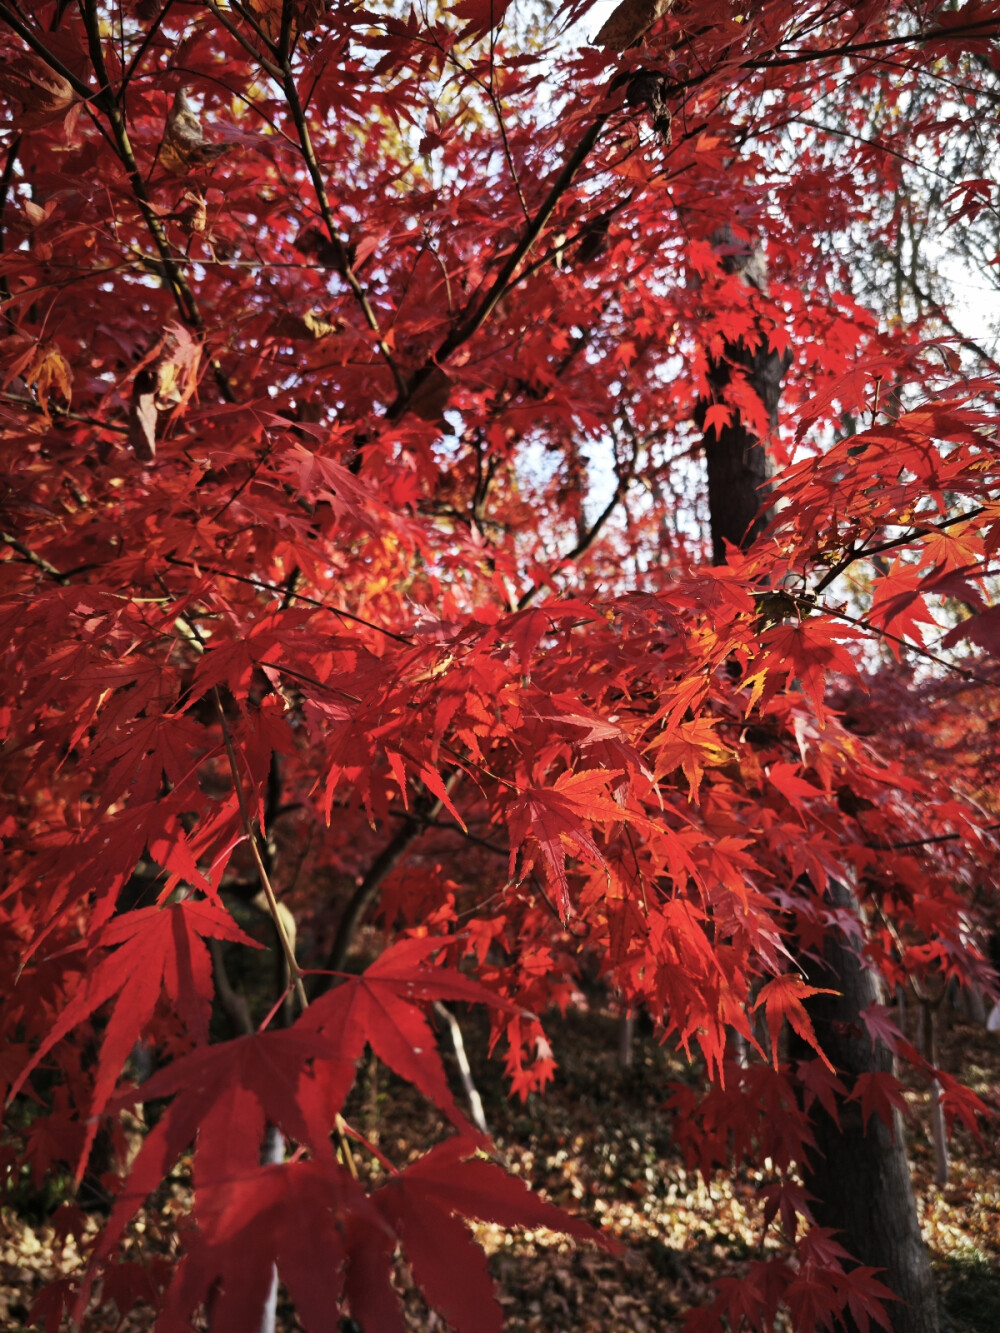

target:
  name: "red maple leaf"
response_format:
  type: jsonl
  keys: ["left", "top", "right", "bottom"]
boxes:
{"left": 506, "top": 769, "right": 625, "bottom": 917}
{"left": 753, "top": 975, "right": 838, "bottom": 1071}
{"left": 841, "top": 1267, "right": 897, "bottom": 1333}
{"left": 374, "top": 1137, "right": 614, "bottom": 1333}
{"left": 849, "top": 1070, "right": 910, "bottom": 1134}
{"left": 759, "top": 1179, "right": 816, "bottom": 1242}
{"left": 935, "top": 1069, "right": 989, "bottom": 1141}
{"left": 452, "top": 0, "right": 516, "bottom": 36}
{"left": 10, "top": 902, "right": 258, "bottom": 1175}
{"left": 859, "top": 1002, "right": 904, "bottom": 1053}
{"left": 78, "top": 1024, "right": 350, "bottom": 1318}
{"left": 797, "top": 1057, "right": 849, "bottom": 1123}
{"left": 303, "top": 936, "right": 515, "bottom": 1126}
{"left": 768, "top": 761, "right": 823, "bottom": 811}
{"left": 159, "top": 1159, "right": 386, "bottom": 1333}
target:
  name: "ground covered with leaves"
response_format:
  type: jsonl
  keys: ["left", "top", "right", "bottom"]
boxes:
{"left": 3, "top": 1001, "right": 998, "bottom": 1332}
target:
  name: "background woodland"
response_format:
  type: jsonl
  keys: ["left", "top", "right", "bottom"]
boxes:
{"left": 2, "top": 1, "right": 1000, "bottom": 1330}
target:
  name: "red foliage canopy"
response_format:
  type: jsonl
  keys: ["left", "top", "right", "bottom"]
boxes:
{"left": 2, "top": 1, "right": 999, "bottom": 1329}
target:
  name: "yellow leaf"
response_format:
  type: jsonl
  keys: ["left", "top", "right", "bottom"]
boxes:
{"left": 25, "top": 342, "right": 73, "bottom": 421}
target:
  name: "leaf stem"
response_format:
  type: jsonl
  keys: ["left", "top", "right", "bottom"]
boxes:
{"left": 212, "top": 686, "right": 306, "bottom": 1007}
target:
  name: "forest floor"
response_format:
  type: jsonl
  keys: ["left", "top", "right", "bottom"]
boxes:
{"left": 2, "top": 998, "right": 999, "bottom": 1332}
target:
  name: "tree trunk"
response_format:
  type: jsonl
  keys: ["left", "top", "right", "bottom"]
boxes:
{"left": 698, "top": 250, "right": 940, "bottom": 1333}
{"left": 792, "top": 884, "right": 939, "bottom": 1332}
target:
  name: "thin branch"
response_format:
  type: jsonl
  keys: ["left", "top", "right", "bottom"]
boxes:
{"left": 903, "top": 270, "right": 1000, "bottom": 377}
{"left": 447, "top": 46, "right": 529, "bottom": 223}
{"left": 313, "top": 775, "right": 462, "bottom": 994}
{"left": 6, "top": 1, "right": 236, "bottom": 403}
{"left": 434, "top": 1001, "right": 488, "bottom": 1134}
{"left": 201, "top": 0, "right": 283, "bottom": 80}
{"left": 517, "top": 413, "right": 639, "bottom": 609}
{"left": 79, "top": 0, "right": 199, "bottom": 328}
{"left": 792, "top": 590, "right": 997, "bottom": 686}
{"left": 789, "top": 114, "right": 959, "bottom": 188}
{"left": 163, "top": 555, "right": 415, "bottom": 644}
{"left": 208, "top": 938, "right": 255, "bottom": 1036}
{"left": 388, "top": 809, "right": 508, "bottom": 857}
{"left": 0, "top": 3, "right": 95, "bottom": 100}
{"left": 276, "top": 57, "right": 405, "bottom": 395}
{"left": 752, "top": 19, "right": 1000, "bottom": 70}
{"left": 869, "top": 821, "right": 1000, "bottom": 852}
{"left": 812, "top": 506, "right": 988, "bottom": 594}
{"left": 1, "top": 389, "right": 130, "bottom": 433}
{"left": 1, "top": 530, "right": 68, "bottom": 581}
{"left": 0, "top": 132, "right": 21, "bottom": 321}
{"left": 212, "top": 686, "right": 306, "bottom": 1009}
{"left": 392, "top": 107, "right": 611, "bottom": 420}
{"left": 120, "top": 0, "right": 174, "bottom": 97}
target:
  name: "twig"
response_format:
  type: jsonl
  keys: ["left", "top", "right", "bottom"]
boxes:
{"left": 210, "top": 685, "right": 357, "bottom": 1177}
{"left": 163, "top": 555, "right": 415, "bottom": 644}
{"left": 813, "top": 507, "right": 987, "bottom": 595}
{"left": 208, "top": 938, "right": 255, "bottom": 1036}
{"left": 0, "top": 132, "right": 21, "bottom": 322}
{"left": 751, "top": 18, "right": 1000, "bottom": 70}
{"left": 276, "top": 58, "right": 405, "bottom": 394}
{"left": 791, "top": 590, "right": 997, "bottom": 686}
{"left": 314, "top": 773, "right": 463, "bottom": 992}
{"left": 212, "top": 687, "right": 306, "bottom": 1007}
{"left": 391, "top": 107, "right": 611, "bottom": 420}
{"left": 868, "top": 821, "right": 1000, "bottom": 852}
{"left": 1, "top": 530, "right": 67, "bottom": 581}
{"left": 0, "top": 1, "right": 237, "bottom": 402}
{"left": 120, "top": 0, "right": 174, "bottom": 96}
{"left": 434, "top": 1002, "right": 488, "bottom": 1134}
{"left": 201, "top": 0, "right": 283, "bottom": 80}
{"left": 517, "top": 412, "right": 639, "bottom": 608}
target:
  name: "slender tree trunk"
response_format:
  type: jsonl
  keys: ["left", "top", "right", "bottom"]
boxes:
{"left": 920, "top": 1001, "right": 950, "bottom": 1188}
{"left": 698, "top": 244, "right": 940, "bottom": 1333}
{"left": 618, "top": 1010, "right": 636, "bottom": 1069}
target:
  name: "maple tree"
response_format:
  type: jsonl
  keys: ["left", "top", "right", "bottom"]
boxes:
{"left": 2, "top": 1, "right": 1000, "bottom": 1330}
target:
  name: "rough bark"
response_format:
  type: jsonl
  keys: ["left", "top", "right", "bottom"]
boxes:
{"left": 698, "top": 336, "right": 786, "bottom": 564}
{"left": 790, "top": 884, "right": 939, "bottom": 1332}
{"left": 694, "top": 227, "right": 789, "bottom": 564}
{"left": 699, "top": 249, "right": 940, "bottom": 1333}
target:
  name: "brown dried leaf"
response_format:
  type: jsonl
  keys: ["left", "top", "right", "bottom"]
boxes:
{"left": 593, "top": 0, "right": 672, "bottom": 51}
{"left": 128, "top": 368, "right": 159, "bottom": 463}
{"left": 273, "top": 310, "right": 342, "bottom": 341}
{"left": 160, "top": 90, "right": 228, "bottom": 176}
{"left": 5, "top": 340, "right": 74, "bottom": 422}
{"left": 163, "top": 325, "right": 202, "bottom": 408}
{"left": 126, "top": 325, "right": 202, "bottom": 461}
{"left": 174, "top": 190, "right": 207, "bottom": 234}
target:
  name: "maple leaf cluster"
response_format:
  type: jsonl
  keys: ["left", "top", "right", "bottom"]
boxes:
{"left": 1, "top": 1, "right": 999, "bottom": 1331}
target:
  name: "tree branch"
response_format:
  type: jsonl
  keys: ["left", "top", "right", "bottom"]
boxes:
{"left": 391, "top": 108, "right": 611, "bottom": 421}
{"left": 812, "top": 506, "right": 987, "bottom": 594}
{"left": 313, "top": 774, "right": 462, "bottom": 994}
{"left": 1, "top": 530, "right": 67, "bottom": 581}
{"left": 0, "top": 2, "right": 238, "bottom": 402}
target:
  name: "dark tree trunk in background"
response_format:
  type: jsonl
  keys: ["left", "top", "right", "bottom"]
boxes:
{"left": 698, "top": 246, "right": 940, "bottom": 1333}
{"left": 790, "top": 886, "right": 940, "bottom": 1333}
{"left": 698, "top": 344, "right": 786, "bottom": 562}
